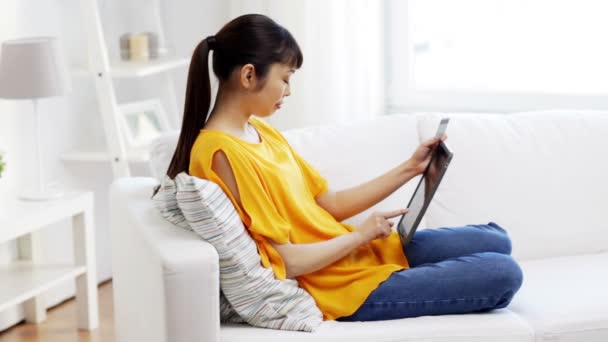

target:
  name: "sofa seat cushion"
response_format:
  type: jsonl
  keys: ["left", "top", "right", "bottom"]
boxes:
{"left": 221, "top": 309, "right": 533, "bottom": 342}
{"left": 509, "top": 252, "right": 608, "bottom": 342}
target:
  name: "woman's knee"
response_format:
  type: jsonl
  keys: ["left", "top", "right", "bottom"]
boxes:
{"left": 476, "top": 222, "right": 513, "bottom": 255}
{"left": 477, "top": 252, "right": 523, "bottom": 293}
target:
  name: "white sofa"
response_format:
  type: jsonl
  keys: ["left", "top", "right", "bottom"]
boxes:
{"left": 109, "top": 111, "right": 608, "bottom": 342}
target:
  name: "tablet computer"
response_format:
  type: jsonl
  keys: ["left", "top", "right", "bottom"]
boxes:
{"left": 396, "top": 140, "right": 454, "bottom": 249}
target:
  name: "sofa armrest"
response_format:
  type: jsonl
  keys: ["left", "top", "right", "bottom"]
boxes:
{"left": 110, "top": 177, "right": 220, "bottom": 342}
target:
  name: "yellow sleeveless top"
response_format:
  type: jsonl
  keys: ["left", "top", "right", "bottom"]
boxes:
{"left": 189, "top": 116, "right": 409, "bottom": 320}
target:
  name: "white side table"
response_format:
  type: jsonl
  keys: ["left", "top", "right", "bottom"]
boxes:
{"left": 0, "top": 191, "right": 99, "bottom": 330}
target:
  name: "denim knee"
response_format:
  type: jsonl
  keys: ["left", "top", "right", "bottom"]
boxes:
{"left": 487, "top": 222, "right": 513, "bottom": 255}
{"left": 495, "top": 254, "right": 523, "bottom": 309}
{"left": 482, "top": 252, "right": 524, "bottom": 294}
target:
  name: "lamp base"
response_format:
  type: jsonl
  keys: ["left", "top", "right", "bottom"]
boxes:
{"left": 19, "top": 189, "right": 64, "bottom": 202}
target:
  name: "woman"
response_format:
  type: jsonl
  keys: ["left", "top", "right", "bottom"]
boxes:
{"left": 166, "top": 14, "right": 523, "bottom": 322}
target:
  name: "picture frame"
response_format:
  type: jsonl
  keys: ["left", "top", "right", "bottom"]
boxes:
{"left": 118, "top": 99, "right": 170, "bottom": 149}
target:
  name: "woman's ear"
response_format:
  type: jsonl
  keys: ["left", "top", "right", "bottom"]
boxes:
{"left": 240, "top": 63, "right": 256, "bottom": 89}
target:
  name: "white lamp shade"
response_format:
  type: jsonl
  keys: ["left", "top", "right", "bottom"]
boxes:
{"left": 0, "top": 36, "right": 71, "bottom": 99}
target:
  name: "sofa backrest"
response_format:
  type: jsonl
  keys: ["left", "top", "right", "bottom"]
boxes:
{"left": 150, "top": 131, "right": 180, "bottom": 181}
{"left": 150, "top": 114, "right": 423, "bottom": 229}
{"left": 418, "top": 110, "right": 608, "bottom": 261}
{"left": 150, "top": 110, "right": 608, "bottom": 261}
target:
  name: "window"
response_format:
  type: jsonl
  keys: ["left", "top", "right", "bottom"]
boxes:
{"left": 386, "top": 0, "right": 608, "bottom": 112}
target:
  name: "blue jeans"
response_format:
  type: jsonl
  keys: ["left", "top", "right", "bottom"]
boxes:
{"left": 337, "top": 222, "right": 524, "bottom": 321}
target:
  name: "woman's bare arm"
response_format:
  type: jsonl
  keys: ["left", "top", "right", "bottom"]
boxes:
{"left": 270, "top": 233, "right": 365, "bottom": 278}
{"left": 315, "top": 160, "right": 418, "bottom": 222}
{"left": 271, "top": 208, "right": 405, "bottom": 278}
{"left": 211, "top": 150, "right": 242, "bottom": 206}
{"left": 315, "top": 135, "right": 447, "bottom": 222}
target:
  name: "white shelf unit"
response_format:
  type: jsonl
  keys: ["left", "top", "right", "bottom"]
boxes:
{"left": 0, "top": 262, "right": 87, "bottom": 312}
{"left": 108, "top": 57, "right": 189, "bottom": 78}
{"left": 0, "top": 191, "right": 99, "bottom": 329}
{"left": 65, "top": 0, "right": 185, "bottom": 179}
{"left": 71, "top": 56, "right": 189, "bottom": 79}
{"left": 61, "top": 149, "right": 152, "bottom": 163}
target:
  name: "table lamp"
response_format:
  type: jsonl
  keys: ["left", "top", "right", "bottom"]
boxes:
{"left": 0, "top": 36, "right": 72, "bottom": 201}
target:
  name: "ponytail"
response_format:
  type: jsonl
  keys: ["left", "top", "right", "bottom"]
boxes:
{"left": 166, "top": 37, "right": 213, "bottom": 179}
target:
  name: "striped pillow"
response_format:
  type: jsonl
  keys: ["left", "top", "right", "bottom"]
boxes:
{"left": 173, "top": 172, "right": 322, "bottom": 332}
{"left": 152, "top": 176, "right": 245, "bottom": 324}
{"left": 151, "top": 176, "right": 190, "bottom": 229}
{"left": 154, "top": 173, "right": 322, "bottom": 331}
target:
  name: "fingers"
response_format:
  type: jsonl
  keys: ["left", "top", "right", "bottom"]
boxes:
{"left": 382, "top": 222, "right": 393, "bottom": 238}
{"left": 422, "top": 138, "right": 438, "bottom": 147}
{"left": 380, "top": 208, "right": 409, "bottom": 219}
{"left": 422, "top": 138, "right": 440, "bottom": 148}
{"left": 368, "top": 209, "right": 408, "bottom": 241}
{"left": 374, "top": 220, "right": 392, "bottom": 239}
{"left": 423, "top": 134, "right": 448, "bottom": 147}
{"left": 374, "top": 215, "right": 395, "bottom": 234}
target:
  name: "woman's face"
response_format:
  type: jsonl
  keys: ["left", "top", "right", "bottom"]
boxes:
{"left": 252, "top": 63, "right": 294, "bottom": 117}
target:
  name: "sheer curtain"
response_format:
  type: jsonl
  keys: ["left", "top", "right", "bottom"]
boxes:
{"left": 228, "top": 0, "right": 385, "bottom": 130}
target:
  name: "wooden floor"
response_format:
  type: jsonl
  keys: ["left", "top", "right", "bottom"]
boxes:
{"left": 0, "top": 281, "right": 115, "bottom": 342}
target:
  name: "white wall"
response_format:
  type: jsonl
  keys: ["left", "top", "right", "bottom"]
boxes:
{"left": 0, "top": 0, "right": 228, "bottom": 331}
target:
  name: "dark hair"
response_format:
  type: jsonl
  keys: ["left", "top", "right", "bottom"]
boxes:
{"left": 165, "top": 14, "right": 303, "bottom": 179}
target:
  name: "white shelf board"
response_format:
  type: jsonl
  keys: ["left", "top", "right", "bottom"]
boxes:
{"left": 0, "top": 191, "right": 93, "bottom": 244}
{"left": 0, "top": 262, "right": 87, "bottom": 312}
{"left": 71, "top": 56, "right": 189, "bottom": 78}
{"left": 60, "top": 150, "right": 151, "bottom": 163}
{"left": 110, "top": 57, "right": 189, "bottom": 77}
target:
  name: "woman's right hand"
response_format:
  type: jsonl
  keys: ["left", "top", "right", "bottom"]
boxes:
{"left": 355, "top": 209, "right": 409, "bottom": 245}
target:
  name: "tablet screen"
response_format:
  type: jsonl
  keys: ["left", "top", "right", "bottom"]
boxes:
{"left": 397, "top": 142, "right": 451, "bottom": 240}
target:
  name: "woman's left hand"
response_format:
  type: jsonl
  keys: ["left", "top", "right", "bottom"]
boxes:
{"left": 407, "top": 134, "right": 448, "bottom": 175}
